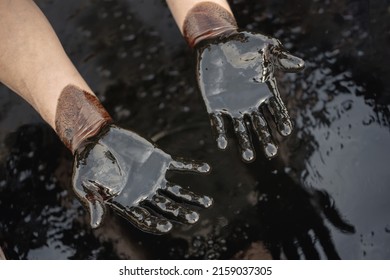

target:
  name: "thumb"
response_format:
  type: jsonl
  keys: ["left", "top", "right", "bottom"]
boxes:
{"left": 273, "top": 49, "right": 305, "bottom": 72}
{"left": 73, "top": 179, "right": 107, "bottom": 228}
{"left": 86, "top": 198, "right": 106, "bottom": 228}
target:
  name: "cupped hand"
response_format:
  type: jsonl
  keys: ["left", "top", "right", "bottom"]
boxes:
{"left": 72, "top": 125, "right": 212, "bottom": 234}
{"left": 196, "top": 31, "right": 304, "bottom": 161}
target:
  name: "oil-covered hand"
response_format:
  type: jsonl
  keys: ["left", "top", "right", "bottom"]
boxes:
{"left": 72, "top": 125, "right": 212, "bottom": 234}
{"left": 196, "top": 31, "right": 304, "bottom": 161}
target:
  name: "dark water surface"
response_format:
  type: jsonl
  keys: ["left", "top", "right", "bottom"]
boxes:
{"left": 0, "top": 0, "right": 389, "bottom": 259}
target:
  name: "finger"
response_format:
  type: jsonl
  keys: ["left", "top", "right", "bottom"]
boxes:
{"left": 232, "top": 117, "right": 255, "bottom": 162}
{"left": 78, "top": 180, "right": 106, "bottom": 228}
{"left": 169, "top": 158, "right": 211, "bottom": 174}
{"left": 163, "top": 181, "right": 213, "bottom": 208}
{"left": 251, "top": 110, "right": 278, "bottom": 158}
{"left": 87, "top": 199, "right": 106, "bottom": 229}
{"left": 296, "top": 232, "right": 320, "bottom": 260}
{"left": 210, "top": 112, "right": 228, "bottom": 149}
{"left": 267, "top": 78, "right": 293, "bottom": 136}
{"left": 273, "top": 49, "right": 305, "bottom": 72}
{"left": 107, "top": 202, "right": 172, "bottom": 234}
{"left": 146, "top": 194, "right": 200, "bottom": 224}
{"left": 282, "top": 239, "right": 301, "bottom": 260}
{"left": 268, "top": 96, "right": 293, "bottom": 136}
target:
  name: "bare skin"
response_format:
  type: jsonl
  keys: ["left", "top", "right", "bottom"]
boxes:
{"left": 0, "top": 0, "right": 235, "bottom": 152}
{"left": 0, "top": 0, "right": 212, "bottom": 234}
{"left": 0, "top": 0, "right": 93, "bottom": 129}
{"left": 167, "top": 0, "right": 304, "bottom": 160}
{"left": 0, "top": 246, "right": 5, "bottom": 260}
{"left": 0, "top": 0, "right": 306, "bottom": 260}
{"left": 166, "top": 0, "right": 234, "bottom": 33}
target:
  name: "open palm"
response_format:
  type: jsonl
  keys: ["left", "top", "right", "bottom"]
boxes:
{"left": 196, "top": 31, "right": 304, "bottom": 161}
{"left": 72, "top": 125, "right": 212, "bottom": 234}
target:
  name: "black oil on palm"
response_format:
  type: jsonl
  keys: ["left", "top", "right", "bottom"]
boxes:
{"left": 0, "top": 0, "right": 389, "bottom": 259}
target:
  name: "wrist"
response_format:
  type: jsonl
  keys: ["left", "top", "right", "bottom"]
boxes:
{"left": 55, "top": 85, "right": 113, "bottom": 153}
{"left": 183, "top": 2, "right": 238, "bottom": 48}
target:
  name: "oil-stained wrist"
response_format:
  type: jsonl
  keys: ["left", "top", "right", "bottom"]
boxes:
{"left": 55, "top": 85, "right": 113, "bottom": 153}
{"left": 183, "top": 2, "right": 238, "bottom": 48}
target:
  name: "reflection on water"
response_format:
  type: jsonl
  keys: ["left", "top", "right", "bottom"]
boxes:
{"left": 0, "top": 0, "right": 389, "bottom": 259}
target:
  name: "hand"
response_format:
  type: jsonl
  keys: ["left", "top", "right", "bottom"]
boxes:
{"left": 72, "top": 125, "right": 212, "bottom": 234}
{"left": 196, "top": 31, "right": 304, "bottom": 161}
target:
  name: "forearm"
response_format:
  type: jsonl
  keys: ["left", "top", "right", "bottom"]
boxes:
{"left": 166, "top": 0, "right": 238, "bottom": 47}
{"left": 0, "top": 0, "right": 92, "bottom": 129}
{"left": 0, "top": 0, "right": 111, "bottom": 153}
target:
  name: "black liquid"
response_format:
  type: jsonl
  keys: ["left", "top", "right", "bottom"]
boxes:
{"left": 0, "top": 0, "right": 389, "bottom": 259}
{"left": 196, "top": 31, "right": 303, "bottom": 160}
{"left": 73, "top": 125, "right": 211, "bottom": 233}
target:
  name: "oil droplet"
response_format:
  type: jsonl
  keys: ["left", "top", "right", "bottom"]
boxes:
{"left": 242, "top": 149, "right": 255, "bottom": 162}
{"left": 279, "top": 121, "right": 292, "bottom": 136}
{"left": 156, "top": 221, "right": 172, "bottom": 233}
{"left": 185, "top": 211, "right": 199, "bottom": 224}
{"left": 217, "top": 135, "right": 228, "bottom": 149}
{"left": 199, "top": 195, "right": 213, "bottom": 208}
{"left": 264, "top": 143, "right": 278, "bottom": 158}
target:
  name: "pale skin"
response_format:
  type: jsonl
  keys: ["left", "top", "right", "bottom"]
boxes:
{"left": 0, "top": 0, "right": 287, "bottom": 260}
{"left": 0, "top": 0, "right": 229, "bottom": 130}
{"left": 0, "top": 0, "right": 230, "bottom": 254}
{"left": 0, "top": 0, "right": 93, "bottom": 129}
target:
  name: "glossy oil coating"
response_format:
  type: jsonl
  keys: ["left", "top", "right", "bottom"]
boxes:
{"left": 183, "top": 2, "right": 238, "bottom": 48}
{"left": 72, "top": 125, "right": 212, "bottom": 234}
{"left": 55, "top": 85, "right": 113, "bottom": 153}
{"left": 1, "top": 0, "right": 389, "bottom": 260}
{"left": 196, "top": 31, "right": 304, "bottom": 161}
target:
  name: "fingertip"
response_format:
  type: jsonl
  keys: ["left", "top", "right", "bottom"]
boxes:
{"left": 88, "top": 201, "right": 105, "bottom": 229}
{"left": 210, "top": 113, "right": 228, "bottom": 150}
{"left": 279, "top": 121, "right": 293, "bottom": 136}
{"left": 264, "top": 142, "right": 278, "bottom": 158}
{"left": 169, "top": 159, "right": 211, "bottom": 174}
{"left": 198, "top": 162, "right": 211, "bottom": 173}
{"left": 242, "top": 148, "right": 255, "bottom": 162}
{"left": 185, "top": 211, "right": 199, "bottom": 224}
{"left": 278, "top": 55, "right": 305, "bottom": 72}
{"left": 156, "top": 220, "right": 173, "bottom": 233}
{"left": 217, "top": 135, "right": 228, "bottom": 150}
{"left": 201, "top": 195, "right": 213, "bottom": 208}
{"left": 295, "top": 57, "right": 305, "bottom": 69}
{"left": 90, "top": 219, "right": 101, "bottom": 229}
